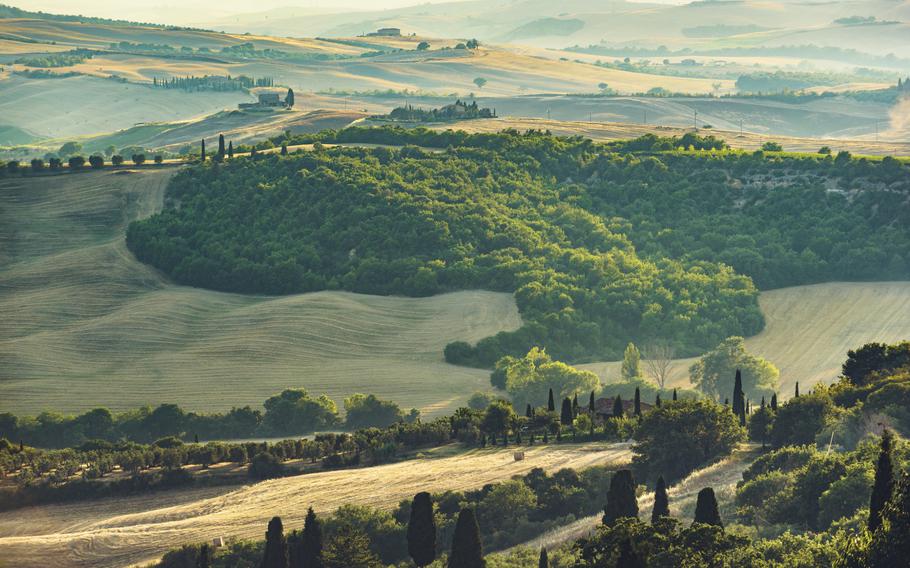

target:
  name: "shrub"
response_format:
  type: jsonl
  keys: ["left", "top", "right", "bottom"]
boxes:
{"left": 249, "top": 451, "right": 284, "bottom": 480}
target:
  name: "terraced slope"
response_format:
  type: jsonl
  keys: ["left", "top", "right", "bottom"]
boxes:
{"left": 0, "top": 169, "right": 521, "bottom": 416}
{"left": 0, "top": 442, "right": 632, "bottom": 568}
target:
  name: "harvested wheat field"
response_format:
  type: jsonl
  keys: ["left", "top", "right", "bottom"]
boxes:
{"left": 0, "top": 169, "right": 521, "bottom": 417}
{"left": 582, "top": 281, "right": 910, "bottom": 397}
{"left": 0, "top": 442, "right": 631, "bottom": 568}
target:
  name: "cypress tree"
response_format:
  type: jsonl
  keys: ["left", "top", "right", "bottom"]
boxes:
{"left": 197, "top": 543, "right": 211, "bottom": 568}
{"left": 526, "top": 403, "right": 533, "bottom": 418}
{"left": 281, "top": 143, "right": 288, "bottom": 156}
{"left": 616, "top": 538, "right": 644, "bottom": 568}
{"left": 262, "top": 516, "right": 288, "bottom": 568}
{"left": 603, "top": 469, "right": 638, "bottom": 524}
{"left": 543, "top": 429, "right": 549, "bottom": 443}
{"left": 672, "top": 388, "right": 677, "bottom": 401}
{"left": 200, "top": 138, "right": 206, "bottom": 161}
{"left": 408, "top": 492, "right": 436, "bottom": 567}
{"left": 795, "top": 382, "right": 800, "bottom": 397}
{"left": 547, "top": 388, "right": 555, "bottom": 412}
{"left": 529, "top": 432, "right": 535, "bottom": 445}
{"left": 228, "top": 141, "right": 234, "bottom": 158}
{"left": 724, "top": 398, "right": 729, "bottom": 406}
{"left": 655, "top": 393, "right": 661, "bottom": 408}
{"left": 865, "top": 471, "right": 910, "bottom": 566}
{"left": 286, "top": 87, "right": 295, "bottom": 107}
{"left": 589, "top": 391, "right": 596, "bottom": 414}
{"left": 296, "top": 507, "right": 324, "bottom": 568}
{"left": 217, "top": 134, "right": 225, "bottom": 159}
{"left": 560, "top": 397, "right": 573, "bottom": 425}
{"left": 556, "top": 427, "right": 562, "bottom": 441}
{"left": 538, "top": 547, "right": 548, "bottom": 568}
{"left": 651, "top": 475, "right": 669, "bottom": 523}
{"left": 869, "top": 429, "right": 895, "bottom": 532}
{"left": 612, "top": 395, "right": 624, "bottom": 419}
{"left": 633, "top": 387, "right": 642, "bottom": 417}
{"left": 572, "top": 393, "right": 579, "bottom": 417}
{"left": 760, "top": 396, "right": 765, "bottom": 409}
{"left": 693, "top": 488, "right": 722, "bottom": 527}
{"left": 449, "top": 508, "right": 484, "bottom": 568}
{"left": 732, "top": 369, "right": 743, "bottom": 417}
{"left": 770, "top": 393, "right": 778, "bottom": 411}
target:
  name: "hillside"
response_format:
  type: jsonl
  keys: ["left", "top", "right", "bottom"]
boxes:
{"left": 0, "top": 442, "right": 632, "bottom": 568}
{"left": 0, "top": 169, "right": 519, "bottom": 417}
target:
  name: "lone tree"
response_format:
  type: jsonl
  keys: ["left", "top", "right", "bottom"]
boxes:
{"left": 651, "top": 475, "right": 669, "bottom": 523}
{"left": 217, "top": 134, "right": 225, "bottom": 161}
{"left": 633, "top": 387, "right": 642, "bottom": 418}
{"left": 603, "top": 469, "right": 638, "bottom": 524}
{"left": 693, "top": 488, "right": 722, "bottom": 527}
{"left": 621, "top": 343, "right": 642, "bottom": 381}
{"left": 869, "top": 430, "right": 895, "bottom": 531}
{"left": 417, "top": 41, "right": 430, "bottom": 50}
{"left": 262, "top": 516, "right": 288, "bottom": 568}
{"left": 538, "top": 547, "right": 548, "bottom": 568}
{"left": 408, "top": 492, "right": 437, "bottom": 567}
{"left": 548, "top": 388, "right": 555, "bottom": 412}
{"left": 473, "top": 77, "right": 487, "bottom": 89}
{"left": 228, "top": 141, "right": 234, "bottom": 159}
{"left": 449, "top": 508, "right": 485, "bottom": 568}
{"left": 732, "top": 370, "right": 744, "bottom": 417}
{"left": 560, "top": 397, "right": 573, "bottom": 426}
{"left": 281, "top": 143, "right": 288, "bottom": 156}
{"left": 672, "top": 388, "right": 677, "bottom": 401}
{"left": 526, "top": 403, "right": 533, "bottom": 418}
{"left": 612, "top": 395, "right": 624, "bottom": 419}
{"left": 643, "top": 341, "right": 675, "bottom": 388}
{"left": 296, "top": 507, "right": 324, "bottom": 568}
{"left": 286, "top": 88, "right": 295, "bottom": 108}
{"left": 200, "top": 138, "right": 206, "bottom": 161}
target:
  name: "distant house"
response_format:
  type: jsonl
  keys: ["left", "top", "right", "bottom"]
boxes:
{"left": 239, "top": 92, "right": 285, "bottom": 110}
{"left": 593, "top": 397, "right": 653, "bottom": 422}
{"left": 369, "top": 27, "right": 401, "bottom": 37}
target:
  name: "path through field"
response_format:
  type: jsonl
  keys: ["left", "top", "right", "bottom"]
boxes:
{"left": 506, "top": 446, "right": 758, "bottom": 554}
{"left": 0, "top": 442, "right": 632, "bottom": 568}
{"left": 0, "top": 169, "right": 521, "bottom": 416}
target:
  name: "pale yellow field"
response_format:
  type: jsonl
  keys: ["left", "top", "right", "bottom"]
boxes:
{"left": 0, "top": 169, "right": 521, "bottom": 418}
{"left": 431, "top": 117, "right": 910, "bottom": 157}
{"left": 0, "top": 442, "right": 632, "bottom": 568}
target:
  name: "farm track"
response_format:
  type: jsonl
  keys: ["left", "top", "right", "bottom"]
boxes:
{"left": 0, "top": 169, "right": 521, "bottom": 416}
{"left": 0, "top": 442, "right": 632, "bottom": 568}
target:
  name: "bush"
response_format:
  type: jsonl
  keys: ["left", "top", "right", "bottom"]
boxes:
{"left": 68, "top": 156, "right": 85, "bottom": 169}
{"left": 131, "top": 154, "right": 146, "bottom": 165}
{"left": 248, "top": 451, "right": 284, "bottom": 479}
{"left": 111, "top": 155, "right": 124, "bottom": 166}
{"left": 88, "top": 155, "right": 104, "bottom": 169}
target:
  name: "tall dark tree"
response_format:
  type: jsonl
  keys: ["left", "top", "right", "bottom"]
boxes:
{"left": 633, "top": 387, "right": 642, "bottom": 418}
{"left": 573, "top": 393, "right": 579, "bottom": 417}
{"left": 526, "top": 403, "right": 533, "bottom": 418}
{"left": 295, "top": 507, "right": 323, "bottom": 568}
{"left": 616, "top": 539, "right": 644, "bottom": 568}
{"left": 200, "top": 138, "right": 206, "bottom": 161}
{"left": 869, "top": 429, "right": 895, "bottom": 531}
{"left": 589, "top": 391, "right": 596, "bottom": 414}
{"left": 693, "top": 488, "right": 722, "bottom": 527}
{"left": 760, "top": 396, "right": 765, "bottom": 409}
{"left": 612, "top": 395, "right": 624, "bottom": 419}
{"left": 286, "top": 88, "right": 295, "bottom": 107}
{"left": 408, "top": 492, "right": 437, "bottom": 567}
{"left": 560, "top": 397, "right": 573, "bottom": 426}
{"left": 795, "top": 382, "right": 800, "bottom": 397}
{"left": 449, "top": 508, "right": 485, "bottom": 568}
{"left": 228, "top": 141, "right": 234, "bottom": 159}
{"left": 197, "top": 543, "right": 211, "bottom": 568}
{"left": 672, "top": 388, "right": 678, "bottom": 401}
{"left": 865, "top": 471, "right": 910, "bottom": 566}
{"left": 770, "top": 393, "right": 778, "bottom": 411}
{"left": 655, "top": 393, "right": 662, "bottom": 408}
{"left": 603, "top": 469, "right": 638, "bottom": 524}
{"left": 732, "top": 369, "right": 744, "bottom": 417}
{"left": 651, "top": 475, "right": 669, "bottom": 523}
{"left": 263, "top": 516, "right": 289, "bottom": 568}
{"left": 217, "top": 134, "right": 225, "bottom": 160}
{"left": 281, "top": 143, "right": 288, "bottom": 156}
{"left": 538, "top": 547, "right": 549, "bottom": 568}
{"left": 547, "top": 388, "right": 555, "bottom": 412}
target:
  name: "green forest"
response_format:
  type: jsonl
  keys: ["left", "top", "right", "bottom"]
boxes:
{"left": 127, "top": 128, "right": 910, "bottom": 366}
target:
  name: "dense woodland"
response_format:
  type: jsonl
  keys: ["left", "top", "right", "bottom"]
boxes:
{"left": 128, "top": 128, "right": 910, "bottom": 366}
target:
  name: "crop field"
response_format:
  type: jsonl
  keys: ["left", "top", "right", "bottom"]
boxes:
{"left": 0, "top": 169, "right": 520, "bottom": 417}
{"left": 0, "top": 442, "right": 632, "bottom": 568}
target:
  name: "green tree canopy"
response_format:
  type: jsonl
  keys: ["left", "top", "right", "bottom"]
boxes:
{"left": 689, "top": 337, "right": 779, "bottom": 400}
{"left": 498, "top": 348, "right": 600, "bottom": 411}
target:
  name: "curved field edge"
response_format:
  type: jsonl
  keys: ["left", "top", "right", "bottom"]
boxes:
{"left": 0, "top": 442, "right": 632, "bottom": 568}
{"left": 0, "top": 169, "right": 521, "bottom": 417}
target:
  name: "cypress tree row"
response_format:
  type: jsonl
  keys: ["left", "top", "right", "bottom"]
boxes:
{"left": 538, "top": 547, "right": 548, "bottom": 568}
{"left": 408, "top": 492, "right": 437, "bottom": 567}
{"left": 651, "top": 475, "right": 670, "bottom": 523}
{"left": 449, "top": 508, "right": 485, "bottom": 568}
{"left": 548, "top": 388, "right": 555, "bottom": 412}
{"left": 263, "top": 516, "right": 289, "bottom": 568}
{"left": 633, "top": 387, "right": 641, "bottom": 418}
{"left": 612, "top": 395, "right": 624, "bottom": 419}
{"left": 560, "top": 397, "right": 573, "bottom": 425}
{"left": 693, "top": 488, "right": 722, "bottom": 527}
{"left": 869, "top": 429, "right": 895, "bottom": 531}
{"left": 603, "top": 469, "right": 638, "bottom": 524}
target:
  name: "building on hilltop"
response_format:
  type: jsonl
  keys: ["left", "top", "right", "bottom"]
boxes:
{"left": 239, "top": 91, "right": 289, "bottom": 110}
{"left": 368, "top": 27, "right": 401, "bottom": 37}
